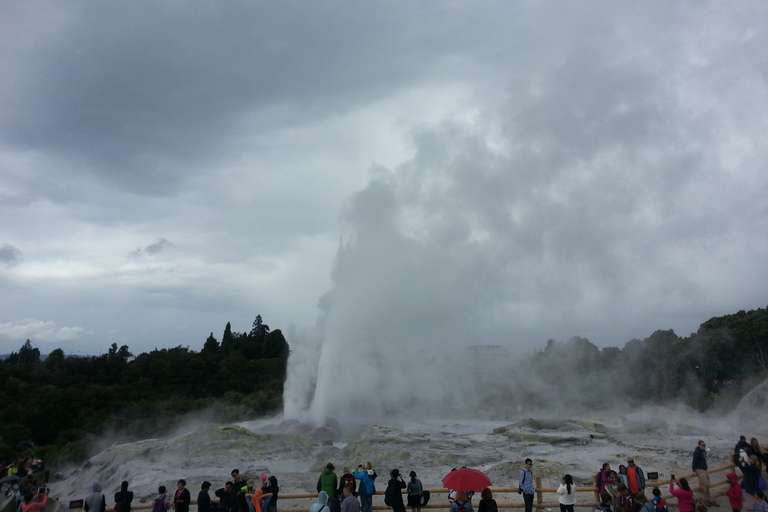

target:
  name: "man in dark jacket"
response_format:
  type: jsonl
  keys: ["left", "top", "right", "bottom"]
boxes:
{"left": 215, "top": 482, "right": 238, "bottom": 512}
{"left": 385, "top": 469, "right": 406, "bottom": 512}
{"left": 692, "top": 440, "right": 717, "bottom": 506}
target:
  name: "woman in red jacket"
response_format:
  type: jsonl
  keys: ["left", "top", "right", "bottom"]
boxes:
{"left": 669, "top": 477, "right": 695, "bottom": 512}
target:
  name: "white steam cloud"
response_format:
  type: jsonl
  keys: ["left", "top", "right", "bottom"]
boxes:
{"left": 283, "top": 4, "right": 768, "bottom": 424}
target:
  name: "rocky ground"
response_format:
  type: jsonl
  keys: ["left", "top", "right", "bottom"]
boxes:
{"left": 47, "top": 406, "right": 757, "bottom": 509}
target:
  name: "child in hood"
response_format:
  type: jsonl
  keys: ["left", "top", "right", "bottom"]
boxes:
{"left": 152, "top": 486, "right": 169, "bottom": 512}
{"left": 726, "top": 473, "right": 743, "bottom": 512}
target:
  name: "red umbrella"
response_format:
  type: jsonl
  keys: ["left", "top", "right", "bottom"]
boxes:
{"left": 441, "top": 467, "right": 492, "bottom": 491}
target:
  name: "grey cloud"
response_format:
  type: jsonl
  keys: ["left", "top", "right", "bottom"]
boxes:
{"left": 1, "top": 1, "right": 498, "bottom": 195}
{"left": 0, "top": 244, "right": 22, "bottom": 267}
{"left": 130, "top": 238, "right": 175, "bottom": 258}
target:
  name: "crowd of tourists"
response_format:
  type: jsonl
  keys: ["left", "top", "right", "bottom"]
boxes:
{"left": 590, "top": 435, "right": 768, "bottom": 512}
{"left": 311, "top": 434, "right": 768, "bottom": 512}
{"left": 7, "top": 433, "right": 768, "bottom": 512}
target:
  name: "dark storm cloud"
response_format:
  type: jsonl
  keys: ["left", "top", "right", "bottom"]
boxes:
{"left": 0, "top": 244, "right": 22, "bottom": 268}
{"left": 1, "top": 1, "right": 488, "bottom": 194}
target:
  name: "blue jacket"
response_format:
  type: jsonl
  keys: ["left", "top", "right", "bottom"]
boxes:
{"left": 354, "top": 469, "right": 377, "bottom": 496}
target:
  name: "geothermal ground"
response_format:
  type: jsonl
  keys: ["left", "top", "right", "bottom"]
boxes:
{"left": 48, "top": 406, "right": 762, "bottom": 508}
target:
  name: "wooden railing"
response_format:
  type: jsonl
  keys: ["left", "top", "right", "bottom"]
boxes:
{"left": 95, "top": 462, "right": 736, "bottom": 512}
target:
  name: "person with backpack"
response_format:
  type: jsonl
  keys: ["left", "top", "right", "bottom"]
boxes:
{"left": 339, "top": 468, "right": 357, "bottom": 498}
{"left": 406, "top": 471, "right": 423, "bottom": 512}
{"left": 385, "top": 469, "right": 406, "bottom": 512}
{"left": 310, "top": 492, "right": 331, "bottom": 512}
{"left": 651, "top": 488, "right": 668, "bottom": 512}
{"left": 449, "top": 491, "right": 474, "bottom": 512}
{"left": 151, "top": 486, "right": 169, "bottom": 512}
{"left": 519, "top": 459, "right": 535, "bottom": 512}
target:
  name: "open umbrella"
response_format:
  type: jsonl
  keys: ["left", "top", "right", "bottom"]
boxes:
{"left": 0, "top": 475, "right": 21, "bottom": 484}
{"left": 441, "top": 468, "right": 492, "bottom": 491}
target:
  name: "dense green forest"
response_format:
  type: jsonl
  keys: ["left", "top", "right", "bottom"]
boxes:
{"left": 509, "top": 306, "right": 768, "bottom": 412}
{"left": 0, "top": 314, "right": 289, "bottom": 464}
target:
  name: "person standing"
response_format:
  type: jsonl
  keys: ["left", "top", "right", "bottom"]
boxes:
{"left": 318, "top": 464, "right": 339, "bottom": 498}
{"left": 726, "top": 473, "right": 743, "bottom": 512}
{"left": 84, "top": 482, "right": 107, "bottom": 512}
{"left": 626, "top": 460, "right": 646, "bottom": 494}
{"left": 216, "top": 482, "right": 238, "bottom": 512}
{"left": 21, "top": 488, "right": 47, "bottom": 512}
{"left": 669, "top": 477, "right": 695, "bottom": 512}
{"left": 477, "top": 489, "right": 498, "bottom": 512}
{"left": 519, "top": 459, "right": 535, "bottom": 512}
{"left": 355, "top": 463, "right": 377, "bottom": 512}
{"left": 310, "top": 491, "right": 330, "bottom": 512}
{"left": 152, "top": 486, "right": 169, "bottom": 512}
{"left": 231, "top": 470, "right": 249, "bottom": 512}
{"left": 197, "top": 482, "right": 213, "bottom": 512}
{"left": 385, "top": 469, "right": 406, "bottom": 512}
{"left": 406, "top": 471, "right": 423, "bottom": 512}
{"left": 556, "top": 475, "right": 576, "bottom": 512}
{"left": 341, "top": 485, "right": 361, "bottom": 512}
{"left": 339, "top": 468, "right": 357, "bottom": 498}
{"left": 693, "top": 440, "right": 718, "bottom": 506}
{"left": 173, "top": 480, "right": 191, "bottom": 512}
{"left": 114, "top": 481, "right": 134, "bottom": 512}
{"left": 264, "top": 476, "right": 279, "bottom": 512}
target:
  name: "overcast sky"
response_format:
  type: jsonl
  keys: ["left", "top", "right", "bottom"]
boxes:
{"left": 1, "top": 1, "right": 767, "bottom": 360}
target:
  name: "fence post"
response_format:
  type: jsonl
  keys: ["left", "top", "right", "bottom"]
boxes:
{"left": 594, "top": 473, "right": 599, "bottom": 503}
{"left": 536, "top": 476, "right": 542, "bottom": 507}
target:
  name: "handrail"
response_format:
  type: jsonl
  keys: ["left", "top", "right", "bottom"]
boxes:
{"left": 94, "top": 462, "right": 737, "bottom": 512}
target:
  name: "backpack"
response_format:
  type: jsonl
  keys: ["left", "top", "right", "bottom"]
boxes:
{"left": 455, "top": 501, "right": 467, "bottom": 512}
{"left": 420, "top": 491, "right": 430, "bottom": 508}
{"left": 342, "top": 476, "right": 355, "bottom": 491}
{"left": 596, "top": 471, "right": 603, "bottom": 490}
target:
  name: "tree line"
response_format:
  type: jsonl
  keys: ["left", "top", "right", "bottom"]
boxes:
{"left": 0, "top": 314, "right": 289, "bottom": 465}
{"left": 506, "top": 306, "right": 768, "bottom": 412}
